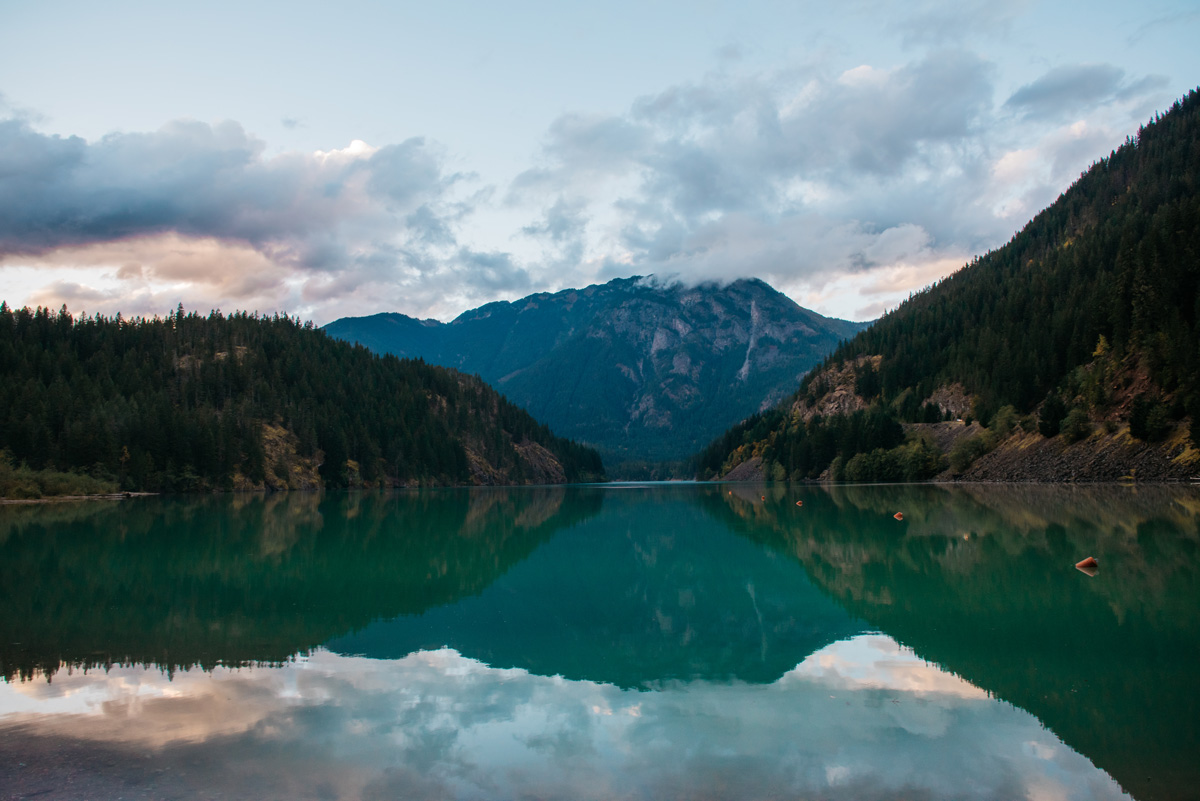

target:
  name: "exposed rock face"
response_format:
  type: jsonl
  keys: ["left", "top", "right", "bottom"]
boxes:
{"left": 325, "top": 276, "right": 867, "bottom": 463}
{"left": 512, "top": 440, "right": 568, "bottom": 485}
{"left": 232, "top": 423, "right": 322, "bottom": 491}
{"left": 925, "top": 384, "right": 973, "bottom": 420}
{"left": 723, "top": 455, "right": 765, "bottom": 482}
{"left": 793, "top": 356, "right": 877, "bottom": 421}
{"left": 911, "top": 421, "right": 984, "bottom": 454}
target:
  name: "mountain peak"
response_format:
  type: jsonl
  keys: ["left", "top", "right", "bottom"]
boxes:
{"left": 325, "top": 276, "right": 866, "bottom": 467}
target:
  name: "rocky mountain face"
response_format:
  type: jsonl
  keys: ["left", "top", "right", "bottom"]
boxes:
{"left": 324, "top": 277, "right": 867, "bottom": 466}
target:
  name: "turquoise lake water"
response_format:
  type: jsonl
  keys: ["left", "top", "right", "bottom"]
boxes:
{"left": 1, "top": 483, "right": 1197, "bottom": 800}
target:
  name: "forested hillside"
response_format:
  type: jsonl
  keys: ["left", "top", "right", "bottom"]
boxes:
{"left": 699, "top": 89, "right": 1200, "bottom": 482}
{"left": 0, "top": 305, "right": 604, "bottom": 494}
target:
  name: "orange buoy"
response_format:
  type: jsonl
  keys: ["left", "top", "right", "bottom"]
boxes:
{"left": 761, "top": 495, "right": 766, "bottom": 501}
{"left": 893, "top": 512, "right": 904, "bottom": 521}
{"left": 796, "top": 501, "right": 803, "bottom": 507}
{"left": 1075, "top": 556, "right": 1099, "bottom": 576}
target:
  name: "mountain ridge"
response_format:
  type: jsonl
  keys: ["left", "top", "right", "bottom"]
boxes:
{"left": 325, "top": 276, "right": 868, "bottom": 467}
{"left": 698, "top": 89, "right": 1200, "bottom": 482}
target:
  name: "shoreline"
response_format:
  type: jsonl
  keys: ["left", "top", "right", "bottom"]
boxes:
{"left": 4, "top": 477, "right": 1199, "bottom": 505}
{"left": 0, "top": 491, "right": 156, "bottom": 505}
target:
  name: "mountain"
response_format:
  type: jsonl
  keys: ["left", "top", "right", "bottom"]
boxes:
{"left": 0, "top": 305, "right": 604, "bottom": 494}
{"left": 324, "top": 276, "right": 867, "bottom": 467}
{"left": 699, "top": 89, "right": 1200, "bottom": 482}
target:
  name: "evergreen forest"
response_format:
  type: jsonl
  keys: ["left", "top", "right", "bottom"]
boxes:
{"left": 0, "top": 305, "right": 605, "bottom": 494}
{"left": 698, "top": 88, "right": 1200, "bottom": 480}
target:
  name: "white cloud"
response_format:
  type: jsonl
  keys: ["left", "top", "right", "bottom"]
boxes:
{"left": 0, "top": 31, "right": 1181, "bottom": 324}
{"left": 505, "top": 47, "right": 1172, "bottom": 320}
{"left": 0, "top": 117, "right": 522, "bottom": 322}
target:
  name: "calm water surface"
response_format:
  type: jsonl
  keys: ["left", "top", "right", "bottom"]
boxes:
{"left": 1, "top": 483, "right": 1197, "bottom": 800}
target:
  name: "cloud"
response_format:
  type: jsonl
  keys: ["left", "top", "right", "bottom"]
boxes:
{"left": 509, "top": 47, "right": 1170, "bottom": 319}
{"left": 1003, "top": 64, "right": 1168, "bottom": 125}
{"left": 523, "top": 48, "right": 997, "bottom": 230}
{"left": 0, "top": 116, "right": 531, "bottom": 321}
{"left": 0, "top": 119, "right": 455, "bottom": 258}
{"left": 893, "top": 0, "right": 1032, "bottom": 46}
{"left": 453, "top": 248, "right": 532, "bottom": 293}
{"left": 1005, "top": 64, "right": 1128, "bottom": 119}
{"left": 513, "top": 51, "right": 999, "bottom": 311}
{"left": 524, "top": 50, "right": 995, "bottom": 224}
{"left": 0, "top": 43, "right": 1177, "bottom": 324}
{"left": 1126, "top": 8, "right": 1200, "bottom": 45}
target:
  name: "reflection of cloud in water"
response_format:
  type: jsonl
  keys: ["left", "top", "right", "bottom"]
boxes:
{"left": 0, "top": 635, "right": 1130, "bottom": 801}
{"left": 784, "top": 634, "right": 988, "bottom": 698}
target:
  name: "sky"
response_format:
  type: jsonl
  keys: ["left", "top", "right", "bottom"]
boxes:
{"left": 1, "top": 0, "right": 1197, "bottom": 325}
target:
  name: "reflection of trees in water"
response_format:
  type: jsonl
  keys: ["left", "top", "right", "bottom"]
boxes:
{"left": 0, "top": 489, "right": 599, "bottom": 682}
{"left": 706, "top": 483, "right": 1200, "bottom": 801}
{"left": 715, "top": 483, "right": 1200, "bottom": 623}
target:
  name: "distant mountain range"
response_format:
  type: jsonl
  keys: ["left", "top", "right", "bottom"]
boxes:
{"left": 324, "top": 276, "right": 867, "bottom": 466}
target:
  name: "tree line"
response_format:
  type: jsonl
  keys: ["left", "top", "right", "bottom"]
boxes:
{"left": 826, "top": 89, "right": 1200, "bottom": 425}
{"left": 698, "top": 88, "right": 1200, "bottom": 479}
{"left": 0, "top": 305, "right": 605, "bottom": 493}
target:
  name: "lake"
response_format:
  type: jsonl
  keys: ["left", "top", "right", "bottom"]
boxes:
{"left": 1, "top": 483, "right": 1197, "bottom": 800}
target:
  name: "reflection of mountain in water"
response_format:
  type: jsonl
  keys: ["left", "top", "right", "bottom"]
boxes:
{"left": 329, "top": 486, "right": 866, "bottom": 687}
{"left": 707, "top": 483, "right": 1200, "bottom": 801}
{"left": 9, "top": 483, "right": 1193, "bottom": 799}
{"left": 0, "top": 489, "right": 600, "bottom": 681}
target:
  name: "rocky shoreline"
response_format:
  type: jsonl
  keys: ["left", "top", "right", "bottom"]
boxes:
{"left": 714, "top": 422, "right": 1199, "bottom": 483}
{"left": 950, "top": 425, "right": 1198, "bottom": 483}
{"left": 0, "top": 491, "right": 157, "bottom": 505}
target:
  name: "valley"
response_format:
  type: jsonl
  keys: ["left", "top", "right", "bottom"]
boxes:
{"left": 325, "top": 276, "right": 866, "bottom": 471}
